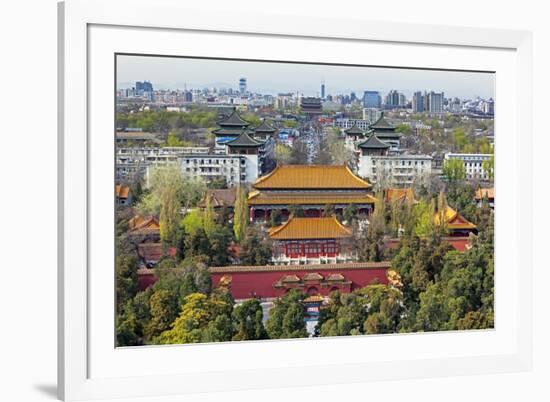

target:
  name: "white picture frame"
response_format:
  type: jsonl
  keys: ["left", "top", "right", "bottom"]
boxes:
{"left": 58, "top": 0, "right": 533, "bottom": 400}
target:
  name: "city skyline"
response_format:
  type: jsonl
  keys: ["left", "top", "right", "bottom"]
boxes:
{"left": 117, "top": 55, "right": 495, "bottom": 100}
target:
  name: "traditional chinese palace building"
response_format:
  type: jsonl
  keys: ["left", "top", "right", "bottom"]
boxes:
{"left": 368, "top": 112, "right": 401, "bottom": 152}
{"left": 384, "top": 187, "right": 416, "bottom": 204}
{"left": 210, "top": 110, "right": 276, "bottom": 178}
{"left": 269, "top": 216, "right": 355, "bottom": 265}
{"left": 475, "top": 187, "right": 494, "bottom": 209}
{"left": 248, "top": 164, "right": 376, "bottom": 222}
{"left": 209, "top": 261, "right": 391, "bottom": 300}
{"left": 251, "top": 119, "right": 277, "bottom": 141}
{"left": 300, "top": 97, "right": 323, "bottom": 116}
{"left": 435, "top": 205, "right": 477, "bottom": 236}
{"left": 212, "top": 109, "right": 251, "bottom": 145}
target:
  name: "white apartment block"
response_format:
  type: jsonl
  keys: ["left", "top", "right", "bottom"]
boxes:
{"left": 334, "top": 118, "right": 372, "bottom": 130}
{"left": 358, "top": 154, "right": 433, "bottom": 188}
{"left": 444, "top": 153, "right": 492, "bottom": 180}
{"left": 179, "top": 154, "right": 259, "bottom": 186}
{"left": 363, "top": 108, "right": 382, "bottom": 122}
{"left": 116, "top": 146, "right": 210, "bottom": 182}
{"left": 117, "top": 146, "right": 262, "bottom": 186}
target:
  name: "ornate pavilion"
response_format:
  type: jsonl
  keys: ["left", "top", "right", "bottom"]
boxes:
{"left": 367, "top": 112, "right": 401, "bottom": 151}
{"left": 435, "top": 205, "right": 478, "bottom": 236}
{"left": 211, "top": 109, "right": 251, "bottom": 144}
{"left": 268, "top": 216, "right": 355, "bottom": 265}
{"left": 247, "top": 164, "right": 376, "bottom": 222}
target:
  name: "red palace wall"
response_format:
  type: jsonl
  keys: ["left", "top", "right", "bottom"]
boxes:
{"left": 210, "top": 265, "right": 389, "bottom": 300}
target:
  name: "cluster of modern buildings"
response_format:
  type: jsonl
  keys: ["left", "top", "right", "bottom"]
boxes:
{"left": 116, "top": 109, "right": 277, "bottom": 186}
{"left": 412, "top": 91, "right": 445, "bottom": 114}
{"left": 118, "top": 79, "right": 494, "bottom": 119}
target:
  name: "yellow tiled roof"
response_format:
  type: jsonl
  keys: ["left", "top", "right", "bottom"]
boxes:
{"left": 474, "top": 187, "right": 495, "bottom": 200}
{"left": 128, "top": 215, "right": 160, "bottom": 232}
{"left": 384, "top": 188, "right": 415, "bottom": 203}
{"left": 248, "top": 190, "right": 376, "bottom": 206}
{"left": 268, "top": 216, "right": 352, "bottom": 240}
{"left": 253, "top": 165, "right": 371, "bottom": 190}
{"left": 434, "top": 206, "right": 477, "bottom": 230}
{"left": 115, "top": 184, "right": 130, "bottom": 199}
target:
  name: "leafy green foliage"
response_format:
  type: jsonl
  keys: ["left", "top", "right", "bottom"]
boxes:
{"left": 265, "top": 290, "right": 308, "bottom": 339}
{"left": 233, "top": 186, "right": 248, "bottom": 243}
{"left": 156, "top": 292, "right": 234, "bottom": 344}
{"left": 115, "top": 253, "right": 139, "bottom": 313}
{"left": 442, "top": 158, "right": 466, "bottom": 182}
{"left": 232, "top": 299, "right": 267, "bottom": 341}
{"left": 239, "top": 227, "right": 272, "bottom": 266}
{"left": 316, "top": 285, "right": 404, "bottom": 336}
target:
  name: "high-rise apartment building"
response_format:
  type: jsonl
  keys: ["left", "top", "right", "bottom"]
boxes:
{"left": 362, "top": 90, "right": 381, "bottom": 108}
{"left": 427, "top": 91, "right": 444, "bottom": 114}
{"left": 239, "top": 77, "right": 247, "bottom": 94}
{"left": 412, "top": 91, "right": 424, "bottom": 112}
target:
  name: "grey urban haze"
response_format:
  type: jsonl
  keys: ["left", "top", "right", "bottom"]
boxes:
{"left": 116, "top": 55, "right": 495, "bottom": 99}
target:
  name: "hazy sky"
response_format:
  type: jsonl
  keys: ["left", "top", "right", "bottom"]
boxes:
{"left": 116, "top": 55, "right": 495, "bottom": 99}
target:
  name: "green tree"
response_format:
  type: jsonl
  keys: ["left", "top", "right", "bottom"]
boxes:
{"left": 116, "top": 253, "right": 138, "bottom": 312}
{"left": 395, "top": 124, "right": 413, "bottom": 135}
{"left": 482, "top": 154, "right": 495, "bottom": 180}
{"left": 232, "top": 299, "right": 267, "bottom": 341}
{"left": 274, "top": 144, "right": 292, "bottom": 165}
{"left": 453, "top": 127, "right": 468, "bottom": 151}
{"left": 233, "top": 186, "right": 248, "bottom": 243}
{"left": 442, "top": 159, "right": 466, "bottom": 182}
{"left": 207, "top": 225, "right": 233, "bottom": 266}
{"left": 239, "top": 227, "right": 272, "bottom": 266}
{"left": 202, "top": 194, "right": 216, "bottom": 238}
{"left": 144, "top": 289, "right": 180, "bottom": 341}
{"left": 357, "top": 193, "right": 386, "bottom": 262}
{"left": 184, "top": 228, "right": 211, "bottom": 259}
{"left": 157, "top": 292, "right": 233, "bottom": 344}
{"left": 317, "top": 285, "right": 404, "bottom": 337}
{"left": 116, "top": 300, "right": 141, "bottom": 346}
{"left": 182, "top": 210, "right": 203, "bottom": 234}
{"left": 164, "top": 131, "right": 187, "bottom": 147}
{"left": 266, "top": 290, "right": 308, "bottom": 339}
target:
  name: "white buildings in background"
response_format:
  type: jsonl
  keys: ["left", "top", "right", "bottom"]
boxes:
{"left": 358, "top": 153, "right": 433, "bottom": 188}
{"left": 334, "top": 118, "right": 372, "bottom": 131}
{"left": 179, "top": 154, "right": 257, "bottom": 186}
{"left": 362, "top": 108, "right": 382, "bottom": 122}
{"left": 116, "top": 145, "right": 263, "bottom": 186}
{"left": 444, "top": 153, "right": 492, "bottom": 180}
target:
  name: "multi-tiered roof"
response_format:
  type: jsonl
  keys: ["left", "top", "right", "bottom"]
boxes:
{"left": 226, "top": 130, "right": 264, "bottom": 149}
{"left": 368, "top": 112, "right": 400, "bottom": 142}
{"left": 344, "top": 121, "right": 368, "bottom": 139}
{"left": 248, "top": 165, "right": 376, "bottom": 207}
{"left": 252, "top": 119, "right": 277, "bottom": 140}
{"left": 357, "top": 133, "right": 391, "bottom": 151}
{"left": 300, "top": 97, "right": 323, "bottom": 115}
{"left": 253, "top": 164, "right": 371, "bottom": 190}
{"left": 268, "top": 216, "right": 352, "bottom": 240}
{"left": 212, "top": 109, "right": 250, "bottom": 141}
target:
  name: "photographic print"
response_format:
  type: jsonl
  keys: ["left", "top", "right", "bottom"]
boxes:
{"left": 115, "top": 55, "right": 495, "bottom": 346}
